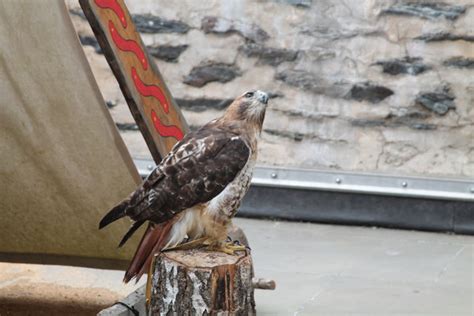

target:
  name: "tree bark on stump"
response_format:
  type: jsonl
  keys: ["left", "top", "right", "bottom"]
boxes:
{"left": 149, "top": 249, "right": 256, "bottom": 315}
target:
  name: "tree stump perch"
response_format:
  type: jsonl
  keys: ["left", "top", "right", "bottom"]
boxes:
{"left": 150, "top": 249, "right": 256, "bottom": 315}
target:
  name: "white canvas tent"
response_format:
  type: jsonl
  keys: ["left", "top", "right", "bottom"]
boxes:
{"left": 0, "top": 0, "right": 144, "bottom": 269}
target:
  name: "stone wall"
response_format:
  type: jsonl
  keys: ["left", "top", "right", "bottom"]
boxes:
{"left": 68, "top": 0, "right": 474, "bottom": 178}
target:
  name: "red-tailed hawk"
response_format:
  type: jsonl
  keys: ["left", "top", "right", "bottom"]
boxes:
{"left": 99, "top": 90, "right": 269, "bottom": 282}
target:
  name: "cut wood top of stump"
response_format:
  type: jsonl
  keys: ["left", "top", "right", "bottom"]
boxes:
{"left": 160, "top": 249, "right": 248, "bottom": 268}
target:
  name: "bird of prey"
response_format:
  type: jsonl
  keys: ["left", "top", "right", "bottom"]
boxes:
{"left": 99, "top": 90, "right": 269, "bottom": 283}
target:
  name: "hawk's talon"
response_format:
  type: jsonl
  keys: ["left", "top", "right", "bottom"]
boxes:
{"left": 206, "top": 241, "right": 246, "bottom": 255}
{"left": 224, "top": 242, "right": 246, "bottom": 254}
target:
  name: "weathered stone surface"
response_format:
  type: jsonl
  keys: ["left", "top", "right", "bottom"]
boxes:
{"left": 239, "top": 43, "right": 299, "bottom": 66}
{"left": 201, "top": 16, "right": 269, "bottom": 43}
{"left": 276, "top": 71, "right": 394, "bottom": 103}
{"left": 416, "top": 32, "right": 474, "bottom": 42}
{"left": 275, "top": 70, "right": 321, "bottom": 91}
{"left": 388, "top": 111, "right": 436, "bottom": 130}
{"left": 272, "top": 0, "right": 312, "bottom": 8}
{"left": 147, "top": 44, "right": 188, "bottom": 63}
{"left": 387, "top": 109, "right": 430, "bottom": 121}
{"left": 443, "top": 57, "right": 474, "bottom": 69}
{"left": 381, "top": 143, "right": 420, "bottom": 167}
{"left": 288, "top": 0, "right": 312, "bottom": 7}
{"left": 178, "top": 95, "right": 282, "bottom": 114}
{"left": 408, "top": 123, "right": 438, "bottom": 130}
{"left": 183, "top": 62, "right": 241, "bottom": 87}
{"left": 381, "top": 2, "right": 466, "bottom": 21}
{"left": 351, "top": 110, "right": 437, "bottom": 130}
{"left": 275, "top": 70, "right": 349, "bottom": 98}
{"left": 374, "top": 57, "right": 430, "bottom": 76}
{"left": 271, "top": 106, "right": 337, "bottom": 120}
{"left": 176, "top": 98, "right": 233, "bottom": 112}
{"left": 132, "top": 14, "right": 190, "bottom": 34}
{"left": 346, "top": 82, "right": 394, "bottom": 103}
{"left": 264, "top": 129, "right": 304, "bottom": 141}
{"left": 68, "top": 0, "right": 474, "bottom": 177}
{"left": 79, "top": 35, "right": 102, "bottom": 54}
{"left": 416, "top": 88, "right": 456, "bottom": 115}
{"left": 268, "top": 92, "right": 284, "bottom": 99}
{"left": 300, "top": 25, "right": 381, "bottom": 41}
{"left": 351, "top": 119, "right": 386, "bottom": 128}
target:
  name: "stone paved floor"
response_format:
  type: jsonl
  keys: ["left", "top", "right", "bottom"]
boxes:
{"left": 242, "top": 219, "right": 473, "bottom": 315}
{"left": 1, "top": 218, "right": 472, "bottom": 315}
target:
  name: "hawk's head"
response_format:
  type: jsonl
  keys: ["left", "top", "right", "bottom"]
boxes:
{"left": 225, "top": 90, "right": 269, "bottom": 128}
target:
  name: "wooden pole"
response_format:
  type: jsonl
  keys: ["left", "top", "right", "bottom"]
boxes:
{"left": 149, "top": 249, "right": 256, "bottom": 315}
{"left": 79, "top": 0, "right": 190, "bottom": 163}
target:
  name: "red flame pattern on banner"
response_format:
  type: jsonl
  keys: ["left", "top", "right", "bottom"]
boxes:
{"left": 95, "top": 0, "right": 127, "bottom": 28}
{"left": 151, "top": 110, "right": 184, "bottom": 140}
{"left": 95, "top": 0, "right": 184, "bottom": 141}
{"left": 131, "top": 67, "right": 169, "bottom": 113}
{"left": 108, "top": 21, "right": 148, "bottom": 70}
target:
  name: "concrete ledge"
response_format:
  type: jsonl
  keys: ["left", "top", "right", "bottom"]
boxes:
{"left": 240, "top": 186, "right": 474, "bottom": 234}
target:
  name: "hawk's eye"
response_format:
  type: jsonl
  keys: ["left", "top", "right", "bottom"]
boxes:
{"left": 245, "top": 92, "right": 254, "bottom": 98}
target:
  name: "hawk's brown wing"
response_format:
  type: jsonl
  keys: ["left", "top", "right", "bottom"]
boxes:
{"left": 120, "top": 126, "right": 250, "bottom": 226}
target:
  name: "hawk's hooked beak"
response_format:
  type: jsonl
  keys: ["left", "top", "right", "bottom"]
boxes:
{"left": 256, "top": 90, "right": 269, "bottom": 105}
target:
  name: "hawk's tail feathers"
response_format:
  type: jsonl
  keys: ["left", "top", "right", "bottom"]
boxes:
{"left": 99, "top": 200, "right": 128, "bottom": 229}
{"left": 123, "top": 220, "right": 174, "bottom": 284}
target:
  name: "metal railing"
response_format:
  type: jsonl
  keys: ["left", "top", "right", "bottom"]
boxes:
{"left": 134, "top": 158, "right": 474, "bottom": 202}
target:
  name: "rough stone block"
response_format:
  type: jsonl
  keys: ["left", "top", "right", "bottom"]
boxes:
{"left": 416, "top": 87, "right": 456, "bottom": 115}
{"left": 201, "top": 16, "right": 269, "bottom": 43}
{"left": 239, "top": 43, "right": 299, "bottom": 66}
{"left": 132, "top": 14, "right": 190, "bottom": 34}
{"left": 382, "top": 2, "right": 466, "bottom": 21}
{"left": 183, "top": 62, "right": 241, "bottom": 87}
{"left": 443, "top": 57, "right": 474, "bottom": 69}
{"left": 374, "top": 57, "right": 430, "bottom": 76}
{"left": 147, "top": 44, "right": 188, "bottom": 63}
{"left": 346, "top": 82, "right": 394, "bottom": 104}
